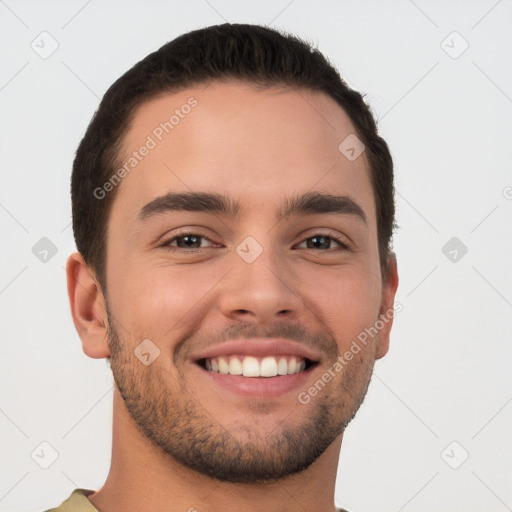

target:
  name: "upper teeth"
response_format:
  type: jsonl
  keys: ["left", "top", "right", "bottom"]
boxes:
{"left": 205, "top": 355, "right": 306, "bottom": 377}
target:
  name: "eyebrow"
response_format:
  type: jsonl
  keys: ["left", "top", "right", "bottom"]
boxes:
{"left": 137, "top": 191, "right": 367, "bottom": 224}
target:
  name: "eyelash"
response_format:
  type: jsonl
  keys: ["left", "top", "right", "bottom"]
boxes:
{"left": 159, "top": 230, "right": 349, "bottom": 252}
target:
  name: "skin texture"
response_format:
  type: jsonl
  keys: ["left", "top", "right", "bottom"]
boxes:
{"left": 67, "top": 80, "right": 399, "bottom": 512}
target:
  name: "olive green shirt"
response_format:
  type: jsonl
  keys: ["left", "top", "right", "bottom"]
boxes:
{"left": 43, "top": 489, "right": 97, "bottom": 512}
{"left": 43, "top": 488, "right": 351, "bottom": 511}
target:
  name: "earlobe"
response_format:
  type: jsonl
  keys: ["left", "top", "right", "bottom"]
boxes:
{"left": 66, "top": 252, "right": 110, "bottom": 359}
{"left": 375, "top": 252, "right": 399, "bottom": 360}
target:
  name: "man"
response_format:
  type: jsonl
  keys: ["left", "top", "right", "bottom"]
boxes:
{"left": 50, "top": 22, "right": 398, "bottom": 512}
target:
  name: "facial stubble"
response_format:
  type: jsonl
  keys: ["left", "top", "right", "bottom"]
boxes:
{"left": 106, "top": 309, "right": 376, "bottom": 484}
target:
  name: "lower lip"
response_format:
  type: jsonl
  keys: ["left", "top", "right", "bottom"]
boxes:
{"left": 193, "top": 364, "right": 316, "bottom": 398}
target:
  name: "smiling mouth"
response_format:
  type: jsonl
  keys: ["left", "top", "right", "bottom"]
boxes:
{"left": 197, "top": 355, "right": 317, "bottom": 377}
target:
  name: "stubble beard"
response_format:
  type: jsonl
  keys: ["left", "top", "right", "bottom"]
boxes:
{"left": 106, "top": 311, "right": 376, "bottom": 483}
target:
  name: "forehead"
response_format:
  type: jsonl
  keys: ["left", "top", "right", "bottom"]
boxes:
{"left": 112, "top": 80, "right": 374, "bottom": 223}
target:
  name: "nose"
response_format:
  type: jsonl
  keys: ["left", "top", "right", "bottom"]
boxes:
{"left": 218, "top": 240, "right": 305, "bottom": 325}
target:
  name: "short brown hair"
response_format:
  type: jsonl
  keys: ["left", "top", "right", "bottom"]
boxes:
{"left": 71, "top": 23, "right": 395, "bottom": 290}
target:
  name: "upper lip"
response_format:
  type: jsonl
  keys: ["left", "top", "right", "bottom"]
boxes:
{"left": 191, "top": 338, "right": 322, "bottom": 363}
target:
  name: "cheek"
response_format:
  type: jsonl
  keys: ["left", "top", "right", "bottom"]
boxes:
{"left": 109, "top": 262, "right": 222, "bottom": 341}
{"left": 300, "top": 264, "right": 381, "bottom": 349}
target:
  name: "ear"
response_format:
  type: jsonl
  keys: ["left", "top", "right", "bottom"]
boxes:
{"left": 375, "top": 252, "right": 399, "bottom": 360}
{"left": 66, "top": 252, "right": 110, "bottom": 359}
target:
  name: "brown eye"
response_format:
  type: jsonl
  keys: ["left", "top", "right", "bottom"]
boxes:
{"left": 160, "top": 232, "right": 216, "bottom": 251}
{"left": 296, "top": 234, "right": 348, "bottom": 251}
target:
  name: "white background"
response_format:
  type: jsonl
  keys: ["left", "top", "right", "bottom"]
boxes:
{"left": 1, "top": 1, "right": 511, "bottom": 511}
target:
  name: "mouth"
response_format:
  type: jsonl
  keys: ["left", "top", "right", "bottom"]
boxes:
{"left": 198, "top": 354, "right": 317, "bottom": 377}
{"left": 190, "top": 338, "right": 322, "bottom": 398}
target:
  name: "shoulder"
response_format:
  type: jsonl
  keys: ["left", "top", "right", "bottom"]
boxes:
{"left": 41, "top": 489, "right": 97, "bottom": 512}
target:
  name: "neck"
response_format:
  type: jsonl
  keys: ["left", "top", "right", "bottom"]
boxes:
{"left": 88, "top": 390, "right": 343, "bottom": 512}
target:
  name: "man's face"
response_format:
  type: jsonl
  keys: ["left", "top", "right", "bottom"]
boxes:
{"left": 103, "top": 80, "right": 395, "bottom": 482}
